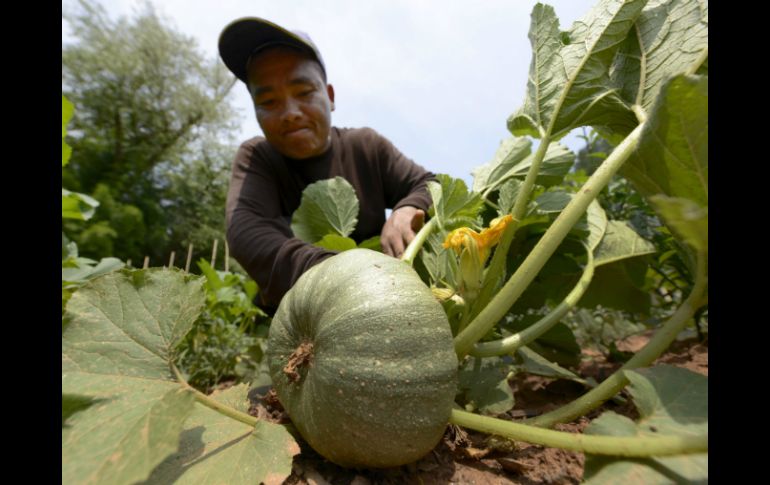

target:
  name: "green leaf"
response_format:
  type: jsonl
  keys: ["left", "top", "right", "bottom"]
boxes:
{"left": 63, "top": 95, "right": 74, "bottom": 167}
{"left": 62, "top": 269, "right": 207, "bottom": 485}
{"left": 471, "top": 136, "right": 532, "bottom": 193}
{"left": 214, "top": 286, "right": 239, "bottom": 304}
{"left": 62, "top": 188, "right": 100, "bottom": 221}
{"left": 427, "top": 174, "right": 484, "bottom": 228}
{"left": 593, "top": 220, "right": 656, "bottom": 266}
{"left": 457, "top": 357, "right": 515, "bottom": 415}
{"left": 508, "top": 0, "right": 644, "bottom": 140}
{"left": 623, "top": 74, "right": 708, "bottom": 208}
{"left": 583, "top": 365, "right": 708, "bottom": 484}
{"left": 143, "top": 384, "right": 299, "bottom": 485}
{"left": 62, "top": 269, "right": 206, "bottom": 378}
{"left": 63, "top": 386, "right": 197, "bottom": 485}
{"left": 577, "top": 220, "right": 657, "bottom": 313}
{"left": 497, "top": 179, "right": 525, "bottom": 217}
{"left": 625, "top": 366, "right": 707, "bottom": 436}
{"left": 357, "top": 235, "right": 382, "bottom": 252}
{"left": 197, "top": 259, "right": 224, "bottom": 291}
{"left": 579, "top": 256, "right": 651, "bottom": 314}
{"left": 525, "top": 194, "right": 592, "bottom": 240}
{"left": 648, "top": 195, "right": 707, "bottom": 253}
{"left": 512, "top": 142, "right": 576, "bottom": 189}
{"left": 611, "top": 0, "right": 708, "bottom": 115}
{"left": 473, "top": 139, "right": 574, "bottom": 195}
{"left": 419, "top": 230, "right": 458, "bottom": 289}
{"left": 61, "top": 256, "right": 125, "bottom": 284}
{"left": 291, "top": 177, "right": 359, "bottom": 242}
{"left": 515, "top": 346, "right": 585, "bottom": 384}
{"left": 586, "top": 200, "right": 608, "bottom": 253}
{"left": 534, "top": 190, "right": 573, "bottom": 214}
{"left": 315, "top": 234, "right": 357, "bottom": 251}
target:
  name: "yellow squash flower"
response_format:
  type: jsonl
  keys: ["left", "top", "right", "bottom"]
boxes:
{"left": 442, "top": 214, "right": 513, "bottom": 262}
{"left": 442, "top": 215, "right": 514, "bottom": 299}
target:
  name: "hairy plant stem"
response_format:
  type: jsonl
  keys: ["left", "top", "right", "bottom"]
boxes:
{"left": 454, "top": 123, "right": 646, "bottom": 359}
{"left": 525, "top": 249, "right": 708, "bottom": 428}
{"left": 402, "top": 217, "right": 438, "bottom": 266}
{"left": 470, "top": 248, "right": 594, "bottom": 357}
{"left": 172, "top": 363, "right": 258, "bottom": 427}
{"left": 449, "top": 409, "right": 707, "bottom": 457}
{"left": 512, "top": 136, "right": 551, "bottom": 221}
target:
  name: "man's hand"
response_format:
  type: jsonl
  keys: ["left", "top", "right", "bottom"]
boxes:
{"left": 381, "top": 206, "right": 425, "bottom": 258}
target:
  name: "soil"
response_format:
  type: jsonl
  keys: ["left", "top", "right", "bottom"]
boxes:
{"left": 247, "top": 331, "right": 708, "bottom": 485}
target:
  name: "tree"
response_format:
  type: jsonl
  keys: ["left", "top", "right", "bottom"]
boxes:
{"left": 62, "top": 0, "right": 241, "bottom": 266}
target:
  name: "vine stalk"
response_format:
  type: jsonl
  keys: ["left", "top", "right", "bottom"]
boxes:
{"left": 525, "top": 248, "right": 707, "bottom": 427}
{"left": 402, "top": 217, "right": 438, "bottom": 266}
{"left": 449, "top": 409, "right": 707, "bottom": 457}
{"left": 469, "top": 246, "right": 594, "bottom": 357}
{"left": 172, "top": 362, "right": 258, "bottom": 427}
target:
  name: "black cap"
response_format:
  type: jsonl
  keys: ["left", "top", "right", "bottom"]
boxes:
{"left": 218, "top": 17, "right": 326, "bottom": 84}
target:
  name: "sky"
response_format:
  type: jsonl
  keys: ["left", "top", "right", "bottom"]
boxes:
{"left": 62, "top": 0, "right": 598, "bottom": 186}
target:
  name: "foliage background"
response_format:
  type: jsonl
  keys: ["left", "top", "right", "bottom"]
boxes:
{"left": 62, "top": 0, "right": 241, "bottom": 268}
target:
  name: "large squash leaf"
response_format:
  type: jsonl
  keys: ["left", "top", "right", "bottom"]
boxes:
{"left": 62, "top": 270, "right": 298, "bottom": 485}
{"left": 579, "top": 253, "right": 651, "bottom": 314}
{"left": 291, "top": 176, "right": 360, "bottom": 243}
{"left": 611, "top": 0, "right": 708, "bottom": 115}
{"left": 471, "top": 136, "right": 532, "bottom": 194}
{"left": 62, "top": 269, "right": 206, "bottom": 485}
{"left": 583, "top": 365, "right": 708, "bottom": 484}
{"left": 578, "top": 220, "right": 656, "bottom": 314}
{"left": 427, "top": 174, "right": 484, "bottom": 229}
{"left": 623, "top": 74, "right": 708, "bottom": 208}
{"left": 508, "top": 0, "right": 644, "bottom": 140}
{"left": 142, "top": 384, "right": 298, "bottom": 485}
{"left": 648, "top": 195, "right": 707, "bottom": 254}
{"left": 473, "top": 138, "right": 574, "bottom": 195}
{"left": 593, "top": 220, "right": 656, "bottom": 267}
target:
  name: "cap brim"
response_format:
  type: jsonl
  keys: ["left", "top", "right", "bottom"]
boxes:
{"left": 218, "top": 17, "right": 318, "bottom": 84}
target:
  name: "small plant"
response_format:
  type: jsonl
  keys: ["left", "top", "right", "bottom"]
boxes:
{"left": 174, "top": 259, "right": 270, "bottom": 393}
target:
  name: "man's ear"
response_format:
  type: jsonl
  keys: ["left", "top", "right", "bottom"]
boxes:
{"left": 327, "top": 84, "right": 335, "bottom": 111}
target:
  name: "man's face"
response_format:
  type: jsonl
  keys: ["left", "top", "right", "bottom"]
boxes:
{"left": 247, "top": 47, "right": 335, "bottom": 159}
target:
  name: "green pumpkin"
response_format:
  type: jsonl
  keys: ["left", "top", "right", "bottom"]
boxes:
{"left": 267, "top": 248, "right": 458, "bottom": 468}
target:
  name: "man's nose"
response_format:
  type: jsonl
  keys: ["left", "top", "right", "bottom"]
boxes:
{"left": 281, "top": 98, "right": 302, "bottom": 121}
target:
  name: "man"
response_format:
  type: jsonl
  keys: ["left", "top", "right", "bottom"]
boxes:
{"left": 218, "top": 17, "right": 435, "bottom": 313}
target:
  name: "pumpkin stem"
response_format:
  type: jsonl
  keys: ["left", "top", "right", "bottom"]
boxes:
{"left": 402, "top": 217, "right": 438, "bottom": 266}
{"left": 284, "top": 341, "right": 314, "bottom": 383}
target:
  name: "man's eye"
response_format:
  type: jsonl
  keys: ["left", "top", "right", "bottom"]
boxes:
{"left": 258, "top": 99, "right": 276, "bottom": 108}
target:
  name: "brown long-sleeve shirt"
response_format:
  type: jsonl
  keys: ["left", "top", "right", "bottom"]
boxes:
{"left": 226, "top": 126, "right": 434, "bottom": 312}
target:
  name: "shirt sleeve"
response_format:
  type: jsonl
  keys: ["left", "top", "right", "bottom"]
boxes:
{"left": 225, "top": 139, "right": 336, "bottom": 312}
{"left": 373, "top": 131, "right": 435, "bottom": 213}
